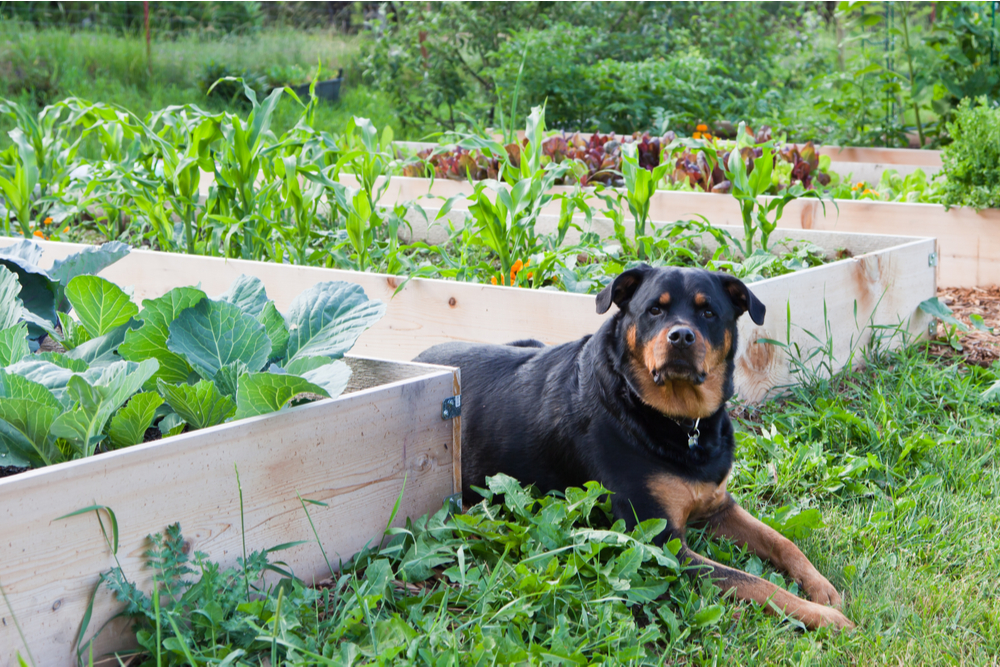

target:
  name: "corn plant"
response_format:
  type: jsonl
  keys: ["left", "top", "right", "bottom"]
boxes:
{"left": 621, "top": 141, "right": 671, "bottom": 259}
{"left": 726, "top": 122, "right": 833, "bottom": 258}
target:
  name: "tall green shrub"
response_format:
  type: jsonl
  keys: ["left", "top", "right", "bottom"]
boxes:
{"left": 940, "top": 96, "right": 1000, "bottom": 210}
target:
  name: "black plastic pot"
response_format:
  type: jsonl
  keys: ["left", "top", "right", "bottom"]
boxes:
{"left": 291, "top": 68, "right": 343, "bottom": 103}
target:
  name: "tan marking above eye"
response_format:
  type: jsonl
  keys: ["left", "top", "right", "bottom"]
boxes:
{"left": 693, "top": 293, "right": 708, "bottom": 306}
{"left": 659, "top": 292, "right": 672, "bottom": 305}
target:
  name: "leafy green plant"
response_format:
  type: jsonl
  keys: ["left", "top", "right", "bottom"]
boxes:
{"left": 939, "top": 96, "right": 1000, "bottom": 211}
{"left": 0, "top": 239, "right": 129, "bottom": 343}
{"left": 725, "top": 124, "right": 834, "bottom": 257}
{"left": 0, "top": 264, "right": 385, "bottom": 470}
{"left": 90, "top": 474, "right": 761, "bottom": 664}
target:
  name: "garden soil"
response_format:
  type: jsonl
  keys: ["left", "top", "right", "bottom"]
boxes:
{"left": 935, "top": 285, "right": 1000, "bottom": 366}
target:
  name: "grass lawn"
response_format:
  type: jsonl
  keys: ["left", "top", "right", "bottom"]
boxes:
{"left": 0, "top": 23, "right": 403, "bottom": 147}
{"left": 81, "top": 337, "right": 1000, "bottom": 665}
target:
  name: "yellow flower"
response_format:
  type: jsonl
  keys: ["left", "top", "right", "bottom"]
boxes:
{"left": 696, "top": 124, "right": 708, "bottom": 132}
{"left": 862, "top": 188, "right": 875, "bottom": 196}
{"left": 692, "top": 132, "right": 703, "bottom": 140}
{"left": 43, "top": 216, "right": 53, "bottom": 225}
{"left": 491, "top": 276, "right": 497, "bottom": 286}
{"left": 33, "top": 230, "right": 45, "bottom": 238}
{"left": 62, "top": 226, "right": 70, "bottom": 233}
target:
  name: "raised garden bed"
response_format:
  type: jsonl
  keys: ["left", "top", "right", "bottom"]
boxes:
{"left": 28, "top": 228, "right": 935, "bottom": 404}
{"left": 350, "top": 173, "right": 986, "bottom": 288}
{"left": 0, "top": 248, "right": 461, "bottom": 664}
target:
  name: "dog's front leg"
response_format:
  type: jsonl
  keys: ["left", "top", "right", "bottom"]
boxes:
{"left": 702, "top": 498, "right": 851, "bottom": 616}
{"left": 676, "top": 544, "right": 854, "bottom": 630}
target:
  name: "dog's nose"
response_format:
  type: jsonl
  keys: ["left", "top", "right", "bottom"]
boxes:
{"left": 667, "top": 326, "right": 695, "bottom": 348}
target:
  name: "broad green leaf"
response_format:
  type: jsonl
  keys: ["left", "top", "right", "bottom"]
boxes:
{"left": 0, "top": 323, "right": 30, "bottom": 365}
{"left": 0, "top": 265, "right": 22, "bottom": 330}
{"left": 0, "top": 248, "right": 57, "bottom": 332}
{"left": 285, "top": 281, "right": 385, "bottom": 362}
{"left": 48, "top": 241, "right": 130, "bottom": 311}
{"left": 65, "top": 275, "right": 139, "bottom": 338}
{"left": 167, "top": 299, "right": 271, "bottom": 381}
{"left": 284, "top": 355, "right": 332, "bottom": 376}
{"left": 3, "top": 360, "right": 78, "bottom": 406}
{"left": 108, "top": 392, "right": 164, "bottom": 449}
{"left": 301, "top": 360, "right": 351, "bottom": 399}
{"left": 0, "top": 240, "right": 43, "bottom": 265}
{"left": 215, "top": 360, "right": 249, "bottom": 399}
{"left": 217, "top": 273, "right": 269, "bottom": 317}
{"left": 692, "top": 604, "right": 725, "bottom": 627}
{"left": 157, "top": 411, "right": 186, "bottom": 436}
{"left": 0, "top": 399, "right": 61, "bottom": 467}
{"left": 157, "top": 379, "right": 236, "bottom": 430}
{"left": 918, "top": 296, "right": 968, "bottom": 331}
{"left": 0, "top": 419, "right": 34, "bottom": 467}
{"left": 234, "top": 372, "right": 329, "bottom": 420}
{"left": 0, "top": 369, "right": 62, "bottom": 408}
{"left": 119, "top": 286, "right": 206, "bottom": 388}
{"left": 50, "top": 359, "right": 158, "bottom": 454}
{"left": 258, "top": 301, "right": 288, "bottom": 360}
{"left": 66, "top": 320, "right": 140, "bottom": 367}
{"left": 33, "top": 352, "right": 88, "bottom": 372}
{"left": 57, "top": 311, "right": 93, "bottom": 350}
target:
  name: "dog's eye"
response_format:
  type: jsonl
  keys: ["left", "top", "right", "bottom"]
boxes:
{"left": 648, "top": 306, "right": 662, "bottom": 316}
{"left": 703, "top": 310, "right": 715, "bottom": 319}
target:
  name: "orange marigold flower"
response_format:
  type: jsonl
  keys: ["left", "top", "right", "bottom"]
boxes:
{"left": 523, "top": 258, "right": 530, "bottom": 268}
{"left": 696, "top": 124, "right": 708, "bottom": 132}
{"left": 43, "top": 216, "right": 53, "bottom": 225}
{"left": 33, "top": 230, "right": 44, "bottom": 238}
{"left": 862, "top": 188, "right": 875, "bottom": 196}
{"left": 692, "top": 132, "right": 702, "bottom": 139}
{"left": 491, "top": 276, "right": 497, "bottom": 285}
{"left": 526, "top": 271, "right": 534, "bottom": 280}
{"left": 511, "top": 259, "right": 524, "bottom": 273}
{"left": 62, "top": 226, "right": 70, "bottom": 233}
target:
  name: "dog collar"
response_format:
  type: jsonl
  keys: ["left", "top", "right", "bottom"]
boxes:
{"left": 621, "top": 374, "right": 702, "bottom": 449}
{"left": 670, "top": 417, "right": 701, "bottom": 449}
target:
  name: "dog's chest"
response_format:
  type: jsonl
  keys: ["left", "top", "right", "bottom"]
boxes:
{"left": 647, "top": 473, "right": 729, "bottom": 527}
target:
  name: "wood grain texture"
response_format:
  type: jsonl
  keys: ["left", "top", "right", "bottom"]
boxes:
{"left": 28, "top": 227, "right": 934, "bottom": 403}
{"left": 815, "top": 145, "right": 941, "bottom": 167}
{"left": 0, "top": 364, "right": 458, "bottom": 667}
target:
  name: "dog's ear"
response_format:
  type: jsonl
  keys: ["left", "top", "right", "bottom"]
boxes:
{"left": 718, "top": 273, "right": 766, "bottom": 325}
{"left": 596, "top": 265, "right": 651, "bottom": 314}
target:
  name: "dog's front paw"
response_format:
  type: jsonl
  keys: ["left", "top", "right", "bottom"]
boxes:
{"left": 801, "top": 574, "right": 844, "bottom": 608}
{"left": 810, "top": 603, "right": 855, "bottom": 632}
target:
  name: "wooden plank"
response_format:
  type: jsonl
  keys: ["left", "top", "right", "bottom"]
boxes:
{"left": 816, "top": 145, "right": 942, "bottom": 167}
{"left": 27, "top": 230, "right": 934, "bottom": 403}
{"left": 0, "top": 364, "right": 458, "bottom": 667}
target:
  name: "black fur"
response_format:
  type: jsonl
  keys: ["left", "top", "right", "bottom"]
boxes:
{"left": 415, "top": 266, "right": 765, "bottom": 544}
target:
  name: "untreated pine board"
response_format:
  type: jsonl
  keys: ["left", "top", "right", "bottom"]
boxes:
{"left": 0, "top": 367, "right": 457, "bottom": 667}
{"left": 816, "top": 145, "right": 942, "bottom": 167}
{"left": 30, "top": 231, "right": 934, "bottom": 402}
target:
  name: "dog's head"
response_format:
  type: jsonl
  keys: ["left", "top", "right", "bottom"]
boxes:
{"left": 596, "top": 265, "right": 765, "bottom": 419}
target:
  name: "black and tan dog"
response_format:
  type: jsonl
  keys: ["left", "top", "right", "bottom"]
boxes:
{"left": 416, "top": 265, "right": 853, "bottom": 630}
